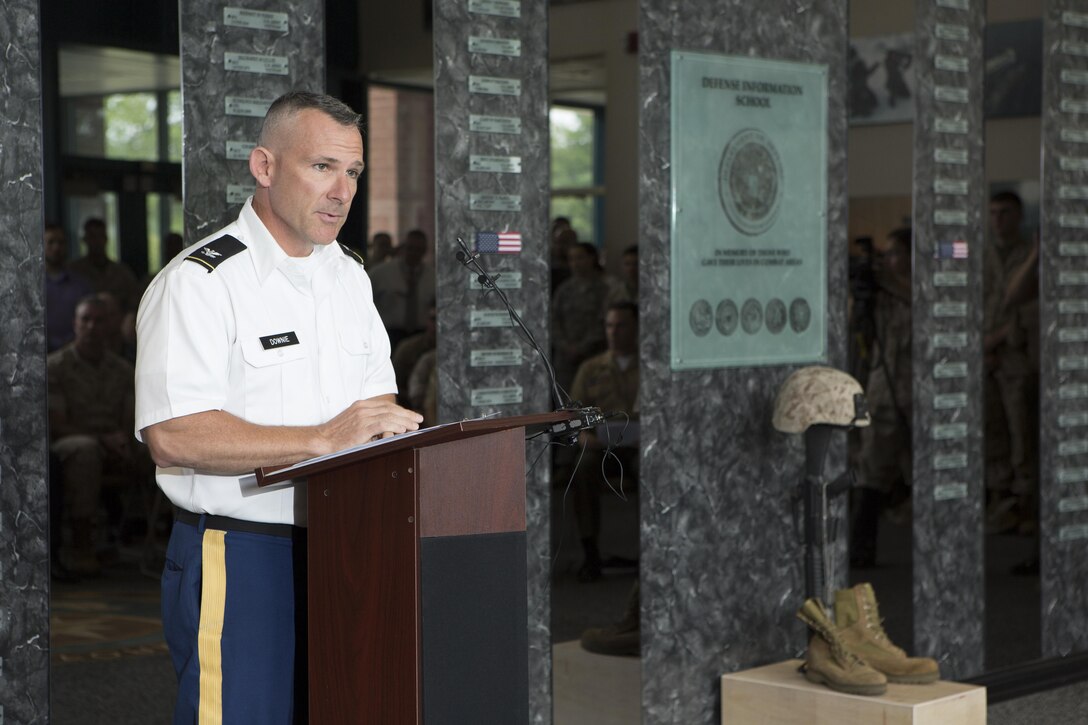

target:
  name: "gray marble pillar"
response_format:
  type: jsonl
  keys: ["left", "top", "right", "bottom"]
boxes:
{"left": 1040, "top": 0, "right": 1088, "bottom": 659}
{"left": 910, "top": 0, "right": 985, "bottom": 679}
{"left": 180, "top": 0, "right": 325, "bottom": 243}
{"left": 433, "top": 1, "right": 552, "bottom": 722}
{"left": 638, "top": 2, "right": 848, "bottom": 722}
{"left": 0, "top": 2, "right": 49, "bottom": 722}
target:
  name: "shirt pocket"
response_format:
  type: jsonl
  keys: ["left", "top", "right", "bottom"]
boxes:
{"left": 239, "top": 336, "right": 308, "bottom": 425}
{"left": 337, "top": 325, "right": 372, "bottom": 400}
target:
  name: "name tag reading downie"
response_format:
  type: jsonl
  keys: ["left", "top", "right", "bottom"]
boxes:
{"left": 260, "top": 331, "right": 300, "bottom": 350}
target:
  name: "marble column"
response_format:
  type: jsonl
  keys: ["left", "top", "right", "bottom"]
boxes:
{"left": 179, "top": 0, "right": 325, "bottom": 242}
{"left": 433, "top": 1, "right": 552, "bottom": 722}
{"left": 1040, "top": 0, "right": 1088, "bottom": 659}
{"left": 0, "top": 2, "right": 49, "bottom": 722}
{"left": 638, "top": 2, "right": 848, "bottom": 722}
{"left": 910, "top": 0, "right": 986, "bottom": 679}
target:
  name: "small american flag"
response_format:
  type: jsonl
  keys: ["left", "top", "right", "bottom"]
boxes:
{"left": 935, "top": 238, "right": 968, "bottom": 259}
{"left": 475, "top": 230, "right": 522, "bottom": 254}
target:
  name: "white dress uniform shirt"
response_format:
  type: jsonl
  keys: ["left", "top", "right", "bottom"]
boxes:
{"left": 135, "top": 198, "right": 396, "bottom": 525}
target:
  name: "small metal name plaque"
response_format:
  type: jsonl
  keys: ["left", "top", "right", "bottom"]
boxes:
{"left": 470, "top": 310, "right": 516, "bottom": 328}
{"left": 1063, "top": 69, "right": 1088, "bottom": 86}
{"left": 226, "top": 140, "right": 256, "bottom": 160}
{"left": 470, "top": 272, "right": 522, "bottom": 290}
{"left": 1058, "top": 466, "right": 1088, "bottom": 483}
{"left": 1059, "top": 327, "right": 1088, "bottom": 342}
{"left": 935, "top": 55, "right": 969, "bottom": 72}
{"left": 1060, "top": 524, "right": 1088, "bottom": 542}
{"left": 933, "top": 301, "right": 968, "bottom": 317}
{"left": 932, "top": 332, "right": 968, "bottom": 348}
{"left": 1061, "top": 98, "right": 1088, "bottom": 114}
{"left": 225, "top": 96, "right": 273, "bottom": 117}
{"left": 470, "top": 114, "right": 522, "bottom": 135}
{"left": 470, "top": 193, "right": 522, "bottom": 212}
{"left": 1060, "top": 383, "right": 1088, "bottom": 400}
{"left": 1061, "top": 156, "right": 1088, "bottom": 172}
{"left": 934, "top": 482, "right": 968, "bottom": 501}
{"left": 934, "top": 272, "right": 967, "bottom": 287}
{"left": 935, "top": 23, "right": 969, "bottom": 41}
{"left": 469, "top": 36, "right": 522, "bottom": 57}
{"left": 471, "top": 348, "right": 523, "bottom": 367}
{"left": 934, "top": 361, "right": 968, "bottom": 379}
{"left": 1061, "top": 40, "right": 1088, "bottom": 57}
{"left": 1060, "top": 411, "right": 1088, "bottom": 428}
{"left": 935, "top": 0, "right": 969, "bottom": 9}
{"left": 1059, "top": 496, "right": 1088, "bottom": 513}
{"left": 224, "top": 52, "right": 288, "bottom": 76}
{"left": 934, "top": 452, "right": 968, "bottom": 471}
{"left": 934, "top": 178, "right": 969, "bottom": 195}
{"left": 1060, "top": 271, "right": 1088, "bottom": 286}
{"left": 1061, "top": 243, "right": 1088, "bottom": 256}
{"left": 934, "top": 147, "right": 969, "bottom": 164}
{"left": 1063, "top": 128, "right": 1088, "bottom": 143}
{"left": 226, "top": 184, "right": 254, "bottom": 204}
{"left": 224, "top": 7, "right": 288, "bottom": 31}
{"left": 932, "top": 423, "right": 968, "bottom": 440}
{"left": 1060, "top": 355, "right": 1088, "bottom": 371}
{"left": 935, "top": 117, "right": 969, "bottom": 134}
{"left": 470, "top": 385, "right": 524, "bottom": 406}
{"left": 1060, "top": 185, "right": 1088, "bottom": 199}
{"left": 1061, "top": 214, "right": 1088, "bottom": 229}
{"left": 469, "top": 75, "right": 522, "bottom": 96}
{"left": 1059, "top": 439, "right": 1088, "bottom": 456}
{"left": 468, "top": 0, "right": 521, "bottom": 18}
{"left": 470, "top": 155, "right": 522, "bottom": 174}
{"left": 934, "top": 392, "right": 968, "bottom": 410}
{"left": 1059, "top": 299, "right": 1088, "bottom": 313}
{"left": 935, "top": 85, "right": 969, "bottom": 103}
{"left": 1063, "top": 10, "right": 1088, "bottom": 28}
{"left": 934, "top": 209, "right": 968, "bottom": 226}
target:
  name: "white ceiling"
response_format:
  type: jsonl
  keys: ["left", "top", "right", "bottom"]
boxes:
{"left": 59, "top": 44, "right": 181, "bottom": 98}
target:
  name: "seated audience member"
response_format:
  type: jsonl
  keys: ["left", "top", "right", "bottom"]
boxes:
{"left": 369, "top": 228, "right": 436, "bottom": 348}
{"left": 570, "top": 301, "right": 640, "bottom": 582}
{"left": 69, "top": 217, "right": 141, "bottom": 312}
{"left": 44, "top": 222, "right": 93, "bottom": 353}
{"left": 48, "top": 295, "right": 149, "bottom": 575}
{"left": 550, "top": 224, "right": 577, "bottom": 294}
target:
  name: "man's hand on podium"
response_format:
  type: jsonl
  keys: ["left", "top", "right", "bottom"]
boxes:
{"left": 317, "top": 395, "right": 423, "bottom": 454}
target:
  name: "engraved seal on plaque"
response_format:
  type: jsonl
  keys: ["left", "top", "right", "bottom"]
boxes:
{"left": 690, "top": 299, "right": 713, "bottom": 336}
{"left": 741, "top": 298, "right": 763, "bottom": 334}
{"left": 718, "top": 128, "right": 783, "bottom": 236}
{"left": 765, "top": 298, "right": 787, "bottom": 334}
{"left": 790, "top": 298, "right": 811, "bottom": 333}
{"left": 716, "top": 299, "right": 739, "bottom": 336}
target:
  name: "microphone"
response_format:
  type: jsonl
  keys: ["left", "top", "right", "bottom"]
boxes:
{"left": 454, "top": 236, "right": 600, "bottom": 433}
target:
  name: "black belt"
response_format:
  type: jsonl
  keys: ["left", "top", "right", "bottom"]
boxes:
{"left": 174, "top": 507, "right": 296, "bottom": 538}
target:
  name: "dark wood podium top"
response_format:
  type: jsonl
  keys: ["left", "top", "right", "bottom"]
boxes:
{"left": 254, "top": 410, "right": 577, "bottom": 486}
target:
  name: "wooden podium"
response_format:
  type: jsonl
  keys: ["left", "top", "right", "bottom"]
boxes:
{"left": 256, "top": 412, "right": 578, "bottom": 725}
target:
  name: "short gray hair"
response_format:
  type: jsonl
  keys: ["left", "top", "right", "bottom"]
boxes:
{"left": 258, "top": 91, "right": 362, "bottom": 146}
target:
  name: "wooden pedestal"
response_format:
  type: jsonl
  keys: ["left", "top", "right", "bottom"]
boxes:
{"left": 721, "top": 660, "right": 986, "bottom": 725}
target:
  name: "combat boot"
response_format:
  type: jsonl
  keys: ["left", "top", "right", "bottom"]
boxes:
{"left": 834, "top": 583, "right": 940, "bottom": 684}
{"left": 797, "top": 598, "right": 887, "bottom": 696}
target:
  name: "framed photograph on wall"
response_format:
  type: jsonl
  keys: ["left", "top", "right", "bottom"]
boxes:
{"left": 849, "top": 33, "right": 915, "bottom": 125}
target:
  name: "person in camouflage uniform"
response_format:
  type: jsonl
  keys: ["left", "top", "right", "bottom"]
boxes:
{"left": 852, "top": 227, "right": 912, "bottom": 567}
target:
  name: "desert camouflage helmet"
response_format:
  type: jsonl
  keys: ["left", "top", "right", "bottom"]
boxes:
{"left": 772, "top": 366, "right": 871, "bottom": 433}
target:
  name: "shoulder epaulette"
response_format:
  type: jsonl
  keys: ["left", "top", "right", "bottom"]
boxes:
{"left": 339, "top": 242, "right": 365, "bottom": 266}
{"left": 184, "top": 234, "right": 247, "bottom": 272}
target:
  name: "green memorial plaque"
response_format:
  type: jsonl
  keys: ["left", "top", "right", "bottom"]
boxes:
{"left": 669, "top": 51, "right": 827, "bottom": 369}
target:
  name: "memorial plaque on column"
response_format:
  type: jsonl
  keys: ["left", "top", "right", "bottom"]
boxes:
{"left": 433, "top": 1, "right": 551, "bottom": 722}
{"left": 911, "top": 0, "right": 985, "bottom": 679}
{"left": 1040, "top": 0, "right": 1088, "bottom": 658}
{"left": 180, "top": 1, "right": 325, "bottom": 242}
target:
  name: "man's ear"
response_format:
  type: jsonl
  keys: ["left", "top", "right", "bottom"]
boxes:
{"left": 249, "top": 146, "right": 275, "bottom": 188}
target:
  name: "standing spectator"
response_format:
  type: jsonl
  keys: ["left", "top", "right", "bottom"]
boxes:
{"left": 44, "top": 222, "right": 93, "bottom": 353}
{"left": 368, "top": 231, "right": 393, "bottom": 266}
{"left": 369, "top": 228, "right": 436, "bottom": 349}
{"left": 391, "top": 301, "right": 436, "bottom": 404}
{"left": 69, "top": 217, "right": 141, "bottom": 311}
{"left": 552, "top": 242, "right": 612, "bottom": 393}
{"left": 608, "top": 244, "right": 639, "bottom": 305}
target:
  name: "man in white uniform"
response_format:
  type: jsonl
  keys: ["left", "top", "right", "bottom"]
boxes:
{"left": 135, "top": 91, "right": 422, "bottom": 724}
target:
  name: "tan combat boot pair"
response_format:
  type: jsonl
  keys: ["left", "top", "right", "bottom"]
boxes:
{"left": 797, "top": 583, "right": 940, "bottom": 696}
